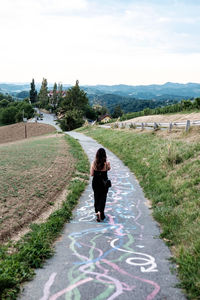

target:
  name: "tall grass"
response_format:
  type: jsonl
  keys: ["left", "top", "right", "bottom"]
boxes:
{"left": 0, "top": 135, "right": 89, "bottom": 299}
{"left": 79, "top": 126, "right": 200, "bottom": 299}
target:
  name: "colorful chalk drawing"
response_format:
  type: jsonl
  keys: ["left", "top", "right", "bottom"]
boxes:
{"left": 40, "top": 145, "right": 160, "bottom": 300}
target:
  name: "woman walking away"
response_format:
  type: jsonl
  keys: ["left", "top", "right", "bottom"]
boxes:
{"left": 90, "top": 148, "right": 111, "bottom": 222}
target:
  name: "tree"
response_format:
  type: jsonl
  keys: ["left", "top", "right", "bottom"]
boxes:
{"left": 93, "top": 104, "right": 108, "bottom": 118}
{"left": 57, "top": 83, "right": 63, "bottom": 104}
{"left": 112, "top": 105, "right": 123, "bottom": 118}
{"left": 17, "top": 102, "right": 34, "bottom": 119}
{"left": 85, "top": 105, "right": 97, "bottom": 120}
{"left": 0, "top": 99, "right": 9, "bottom": 108}
{"left": 38, "top": 78, "right": 48, "bottom": 107}
{"left": 52, "top": 82, "right": 58, "bottom": 107}
{"left": 61, "top": 80, "right": 88, "bottom": 111}
{"left": 59, "top": 109, "right": 84, "bottom": 131}
{"left": 180, "top": 99, "right": 192, "bottom": 110}
{"left": 29, "top": 79, "right": 37, "bottom": 103}
{"left": 59, "top": 80, "right": 89, "bottom": 130}
{"left": 194, "top": 97, "right": 200, "bottom": 109}
{"left": 0, "top": 106, "right": 18, "bottom": 124}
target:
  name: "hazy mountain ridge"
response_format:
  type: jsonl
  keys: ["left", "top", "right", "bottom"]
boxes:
{"left": 83, "top": 82, "right": 200, "bottom": 98}
{"left": 1, "top": 82, "right": 200, "bottom": 100}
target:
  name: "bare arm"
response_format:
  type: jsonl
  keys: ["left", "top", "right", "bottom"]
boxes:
{"left": 90, "top": 162, "right": 94, "bottom": 176}
{"left": 107, "top": 161, "right": 111, "bottom": 171}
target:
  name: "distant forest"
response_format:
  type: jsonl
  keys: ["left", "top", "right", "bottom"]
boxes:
{"left": 120, "top": 98, "right": 200, "bottom": 121}
{"left": 88, "top": 93, "right": 182, "bottom": 114}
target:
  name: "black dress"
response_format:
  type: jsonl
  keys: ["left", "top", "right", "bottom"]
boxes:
{"left": 92, "top": 170, "right": 108, "bottom": 219}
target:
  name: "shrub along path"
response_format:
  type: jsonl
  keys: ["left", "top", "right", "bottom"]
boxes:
{"left": 20, "top": 132, "right": 185, "bottom": 300}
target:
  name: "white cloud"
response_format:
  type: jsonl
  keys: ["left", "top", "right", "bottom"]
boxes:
{"left": 0, "top": 0, "right": 200, "bottom": 84}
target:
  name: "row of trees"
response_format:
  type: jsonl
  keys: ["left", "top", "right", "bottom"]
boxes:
{"left": 120, "top": 98, "right": 200, "bottom": 121}
{"left": 0, "top": 94, "right": 34, "bottom": 125}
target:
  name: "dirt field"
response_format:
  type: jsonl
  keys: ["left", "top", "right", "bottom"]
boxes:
{"left": 0, "top": 134, "right": 75, "bottom": 241}
{"left": 124, "top": 112, "right": 200, "bottom": 123}
{"left": 0, "top": 122, "right": 56, "bottom": 144}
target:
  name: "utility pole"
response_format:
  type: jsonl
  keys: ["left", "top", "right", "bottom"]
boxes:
{"left": 25, "top": 123, "right": 27, "bottom": 138}
{"left": 23, "top": 109, "right": 27, "bottom": 139}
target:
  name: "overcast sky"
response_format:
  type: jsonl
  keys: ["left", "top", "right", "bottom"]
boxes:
{"left": 0, "top": 0, "right": 200, "bottom": 85}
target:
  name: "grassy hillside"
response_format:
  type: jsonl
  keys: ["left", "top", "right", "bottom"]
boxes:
{"left": 78, "top": 125, "right": 200, "bottom": 299}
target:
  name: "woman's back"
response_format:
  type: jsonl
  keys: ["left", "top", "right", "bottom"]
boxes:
{"left": 90, "top": 161, "right": 110, "bottom": 176}
{"left": 93, "top": 169, "right": 108, "bottom": 180}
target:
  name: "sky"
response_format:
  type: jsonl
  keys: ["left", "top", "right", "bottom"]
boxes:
{"left": 0, "top": 0, "right": 200, "bottom": 85}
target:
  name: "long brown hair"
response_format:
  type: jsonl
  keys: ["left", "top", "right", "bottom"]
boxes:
{"left": 94, "top": 148, "right": 107, "bottom": 170}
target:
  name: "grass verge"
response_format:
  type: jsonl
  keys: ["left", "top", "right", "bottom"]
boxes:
{"left": 0, "top": 134, "right": 89, "bottom": 299}
{"left": 78, "top": 126, "right": 200, "bottom": 300}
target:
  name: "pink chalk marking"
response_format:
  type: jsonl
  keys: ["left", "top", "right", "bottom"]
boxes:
{"left": 107, "top": 214, "right": 125, "bottom": 236}
{"left": 78, "top": 241, "right": 159, "bottom": 299}
{"left": 70, "top": 216, "right": 159, "bottom": 300}
{"left": 109, "top": 188, "right": 122, "bottom": 204}
{"left": 80, "top": 242, "right": 135, "bottom": 292}
{"left": 40, "top": 273, "right": 57, "bottom": 300}
{"left": 134, "top": 198, "right": 144, "bottom": 238}
{"left": 49, "top": 277, "right": 93, "bottom": 300}
{"left": 105, "top": 207, "right": 112, "bottom": 212}
{"left": 96, "top": 261, "right": 109, "bottom": 276}
{"left": 79, "top": 264, "right": 124, "bottom": 300}
{"left": 102, "top": 259, "right": 160, "bottom": 300}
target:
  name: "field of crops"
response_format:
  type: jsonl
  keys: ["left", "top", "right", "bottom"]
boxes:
{"left": 0, "top": 134, "right": 75, "bottom": 241}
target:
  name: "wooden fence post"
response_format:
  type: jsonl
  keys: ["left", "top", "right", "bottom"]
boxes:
{"left": 24, "top": 123, "right": 27, "bottom": 138}
{"left": 169, "top": 123, "right": 173, "bottom": 132}
{"left": 154, "top": 122, "right": 158, "bottom": 130}
{"left": 141, "top": 122, "right": 144, "bottom": 130}
{"left": 186, "top": 120, "right": 190, "bottom": 132}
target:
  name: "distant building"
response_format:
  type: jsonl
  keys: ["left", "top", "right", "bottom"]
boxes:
{"left": 84, "top": 119, "right": 96, "bottom": 126}
{"left": 99, "top": 114, "right": 111, "bottom": 123}
{"left": 48, "top": 90, "right": 66, "bottom": 98}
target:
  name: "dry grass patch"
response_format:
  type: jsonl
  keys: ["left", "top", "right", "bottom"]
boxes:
{"left": 0, "top": 134, "right": 75, "bottom": 241}
{"left": 0, "top": 122, "right": 56, "bottom": 144}
{"left": 155, "top": 125, "right": 200, "bottom": 143}
{"left": 124, "top": 112, "right": 200, "bottom": 124}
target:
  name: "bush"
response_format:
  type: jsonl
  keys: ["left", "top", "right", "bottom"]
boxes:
{"left": 0, "top": 107, "right": 18, "bottom": 125}
{"left": 0, "top": 101, "right": 34, "bottom": 125}
{"left": 59, "top": 109, "right": 84, "bottom": 131}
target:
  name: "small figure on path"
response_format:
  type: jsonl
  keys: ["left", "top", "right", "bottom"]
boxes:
{"left": 90, "top": 148, "right": 111, "bottom": 222}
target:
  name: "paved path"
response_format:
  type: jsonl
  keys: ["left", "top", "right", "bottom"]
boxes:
{"left": 19, "top": 132, "right": 186, "bottom": 300}
{"left": 29, "top": 109, "right": 61, "bottom": 131}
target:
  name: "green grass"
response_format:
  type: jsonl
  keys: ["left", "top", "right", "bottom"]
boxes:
{"left": 0, "top": 134, "right": 89, "bottom": 299}
{"left": 78, "top": 126, "right": 200, "bottom": 300}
